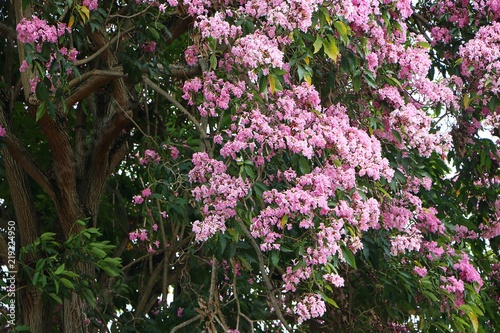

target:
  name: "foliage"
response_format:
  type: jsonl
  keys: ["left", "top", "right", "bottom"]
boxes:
{"left": 0, "top": 0, "right": 499, "bottom": 332}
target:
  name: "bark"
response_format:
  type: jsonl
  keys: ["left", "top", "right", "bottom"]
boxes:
{"left": 1, "top": 125, "right": 48, "bottom": 332}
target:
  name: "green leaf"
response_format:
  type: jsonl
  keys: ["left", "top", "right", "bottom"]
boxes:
{"left": 101, "top": 266, "right": 120, "bottom": 277}
{"left": 210, "top": 54, "right": 217, "bottom": 70}
{"left": 363, "top": 71, "right": 377, "bottom": 89}
{"left": 391, "top": 129, "right": 403, "bottom": 143}
{"left": 60, "top": 270, "right": 79, "bottom": 279}
{"left": 60, "top": 277, "right": 75, "bottom": 290}
{"left": 36, "top": 101, "right": 47, "bottom": 122}
{"left": 40, "top": 232, "right": 56, "bottom": 241}
{"left": 323, "top": 36, "right": 339, "bottom": 62}
{"left": 320, "top": 292, "right": 339, "bottom": 308}
{"left": 49, "top": 293, "right": 63, "bottom": 304}
{"left": 459, "top": 305, "right": 479, "bottom": 333}
{"left": 299, "top": 156, "right": 311, "bottom": 174}
{"left": 270, "top": 250, "right": 279, "bottom": 268}
{"left": 54, "top": 263, "right": 65, "bottom": 275}
{"left": 313, "top": 36, "right": 323, "bottom": 54}
{"left": 334, "top": 21, "right": 349, "bottom": 43}
{"left": 148, "top": 27, "right": 160, "bottom": 40}
{"left": 352, "top": 73, "right": 361, "bottom": 93}
{"left": 417, "top": 41, "right": 430, "bottom": 48}
{"left": 90, "top": 247, "right": 107, "bottom": 259}
{"left": 244, "top": 165, "right": 256, "bottom": 179}
{"left": 341, "top": 246, "right": 357, "bottom": 269}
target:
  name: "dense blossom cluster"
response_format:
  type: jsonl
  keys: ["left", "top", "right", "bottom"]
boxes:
{"left": 189, "top": 152, "right": 250, "bottom": 242}
{"left": 16, "top": 16, "right": 68, "bottom": 45}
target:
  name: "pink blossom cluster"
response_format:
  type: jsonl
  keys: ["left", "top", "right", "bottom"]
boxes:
{"left": 390, "top": 232, "right": 422, "bottom": 256}
{"left": 132, "top": 187, "right": 152, "bottom": 205}
{"left": 323, "top": 273, "right": 345, "bottom": 287}
{"left": 413, "top": 266, "right": 428, "bottom": 278}
{"left": 441, "top": 275, "right": 465, "bottom": 294}
{"left": 220, "top": 83, "right": 393, "bottom": 181}
{"left": 0, "top": 126, "right": 6, "bottom": 137}
{"left": 189, "top": 152, "right": 250, "bottom": 242}
{"left": 294, "top": 293, "right": 326, "bottom": 324}
{"left": 231, "top": 32, "right": 284, "bottom": 70}
{"left": 129, "top": 229, "right": 149, "bottom": 241}
{"left": 387, "top": 103, "right": 450, "bottom": 157}
{"left": 82, "top": 0, "right": 98, "bottom": 10}
{"left": 242, "top": 0, "right": 323, "bottom": 32}
{"left": 196, "top": 13, "right": 241, "bottom": 44}
{"left": 459, "top": 22, "right": 500, "bottom": 95}
{"left": 182, "top": 72, "right": 245, "bottom": 116}
{"left": 422, "top": 241, "right": 445, "bottom": 261}
{"left": 283, "top": 264, "right": 312, "bottom": 292}
{"left": 453, "top": 253, "right": 484, "bottom": 288}
{"left": 17, "top": 16, "right": 68, "bottom": 45}
{"left": 138, "top": 149, "right": 161, "bottom": 165}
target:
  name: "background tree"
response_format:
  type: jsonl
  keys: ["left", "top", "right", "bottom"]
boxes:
{"left": 0, "top": 0, "right": 499, "bottom": 332}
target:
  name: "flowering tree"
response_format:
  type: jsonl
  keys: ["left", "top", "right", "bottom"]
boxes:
{"left": 0, "top": 0, "right": 499, "bottom": 332}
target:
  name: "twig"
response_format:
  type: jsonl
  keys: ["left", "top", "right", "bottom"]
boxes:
{"left": 235, "top": 218, "right": 293, "bottom": 332}
{"left": 156, "top": 199, "right": 169, "bottom": 303}
{"left": 232, "top": 259, "right": 241, "bottom": 331}
{"left": 241, "top": 312, "right": 255, "bottom": 332}
{"left": 75, "top": 33, "right": 124, "bottom": 66}
{"left": 143, "top": 77, "right": 208, "bottom": 139}
{"left": 170, "top": 314, "right": 201, "bottom": 333}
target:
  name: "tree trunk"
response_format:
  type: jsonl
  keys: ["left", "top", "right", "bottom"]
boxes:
{"left": 2, "top": 144, "right": 47, "bottom": 332}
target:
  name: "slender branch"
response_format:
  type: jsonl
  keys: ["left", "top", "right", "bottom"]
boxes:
{"left": 170, "top": 314, "right": 201, "bottom": 333}
{"left": 75, "top": 33, "right": 123, "bottom": 66}
{"left": 241, "top": 313, "right": 255, "bottom": 332}
{"left": 156, "top": 199, "right": 169, "bottom": 303}
{"left": 235, "top": 218, "right": 293, "bottom": 332}
{"left": 231, "top": 259, "right": 241, "bottom": 331}
{"left": 143, "top": 77, "right": 208, "bottom": 139}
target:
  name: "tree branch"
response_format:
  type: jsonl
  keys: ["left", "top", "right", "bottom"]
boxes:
{"left": 66, "top": 68, "right": 125, "bottom": 108}
{"left": 4, "top": 134, "right": 55, "bottom": 199}
{"left": 170, "top": 315, "right": 201, "bottom": 333}
{"left": 143, "top": 77, "right": 207, "bottom": 139}
{"left": 235, "top": 218, "right": 293, "bottom": 332}
{"left": 75, "top": 33, "right": 124, "bottom": 67}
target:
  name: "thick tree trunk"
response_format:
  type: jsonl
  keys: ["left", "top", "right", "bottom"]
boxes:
{"left": 2, "top": 146, "right": 48, "bottom": 332}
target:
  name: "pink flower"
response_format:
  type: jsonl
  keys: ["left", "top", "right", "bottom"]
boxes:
{"left": 133, "top": 195, "right": 144, "bottom": 204}
{"left": 170, "top": 146, "right": 179, "bottom": 159}
{"left": 0, "top": 125, "right": 6, "bottom": 137}
{"left": 143, "top": 41, "right": 157, "bottom": 53}
{"left": 414, "top": 266, "right": 427, "bottom": 278}
{"left": 19, "top": 60, "right": 29, "bottom": 73}
{"left": 177, "top": 307, "right": 183, "bottom": 317}
{"left": 67, "top": 48, "right": 79, "bottom": 63}
{"left": 129, "top": 231, "right": 138, "bottom": 241}
{"left": 82, "top": 0, "right": 98, "bottom": 10}
{"left": 294, "top": 294, "right": 326, "bottom": 324}
{"left": 138, "top": 229, "right": 148, "bottom": 241}
{"left": 141, "top": 188, "right": 152, "bottom": 197}
{"left": 152, "top": 224, "right": 158, "bottom": 231}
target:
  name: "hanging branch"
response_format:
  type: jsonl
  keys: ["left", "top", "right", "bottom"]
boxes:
{"left": 143, "top": 77, "right": 208, "bottom": 139}
{"left": 236, "top": 218, "right": 293, "bottom": 333}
